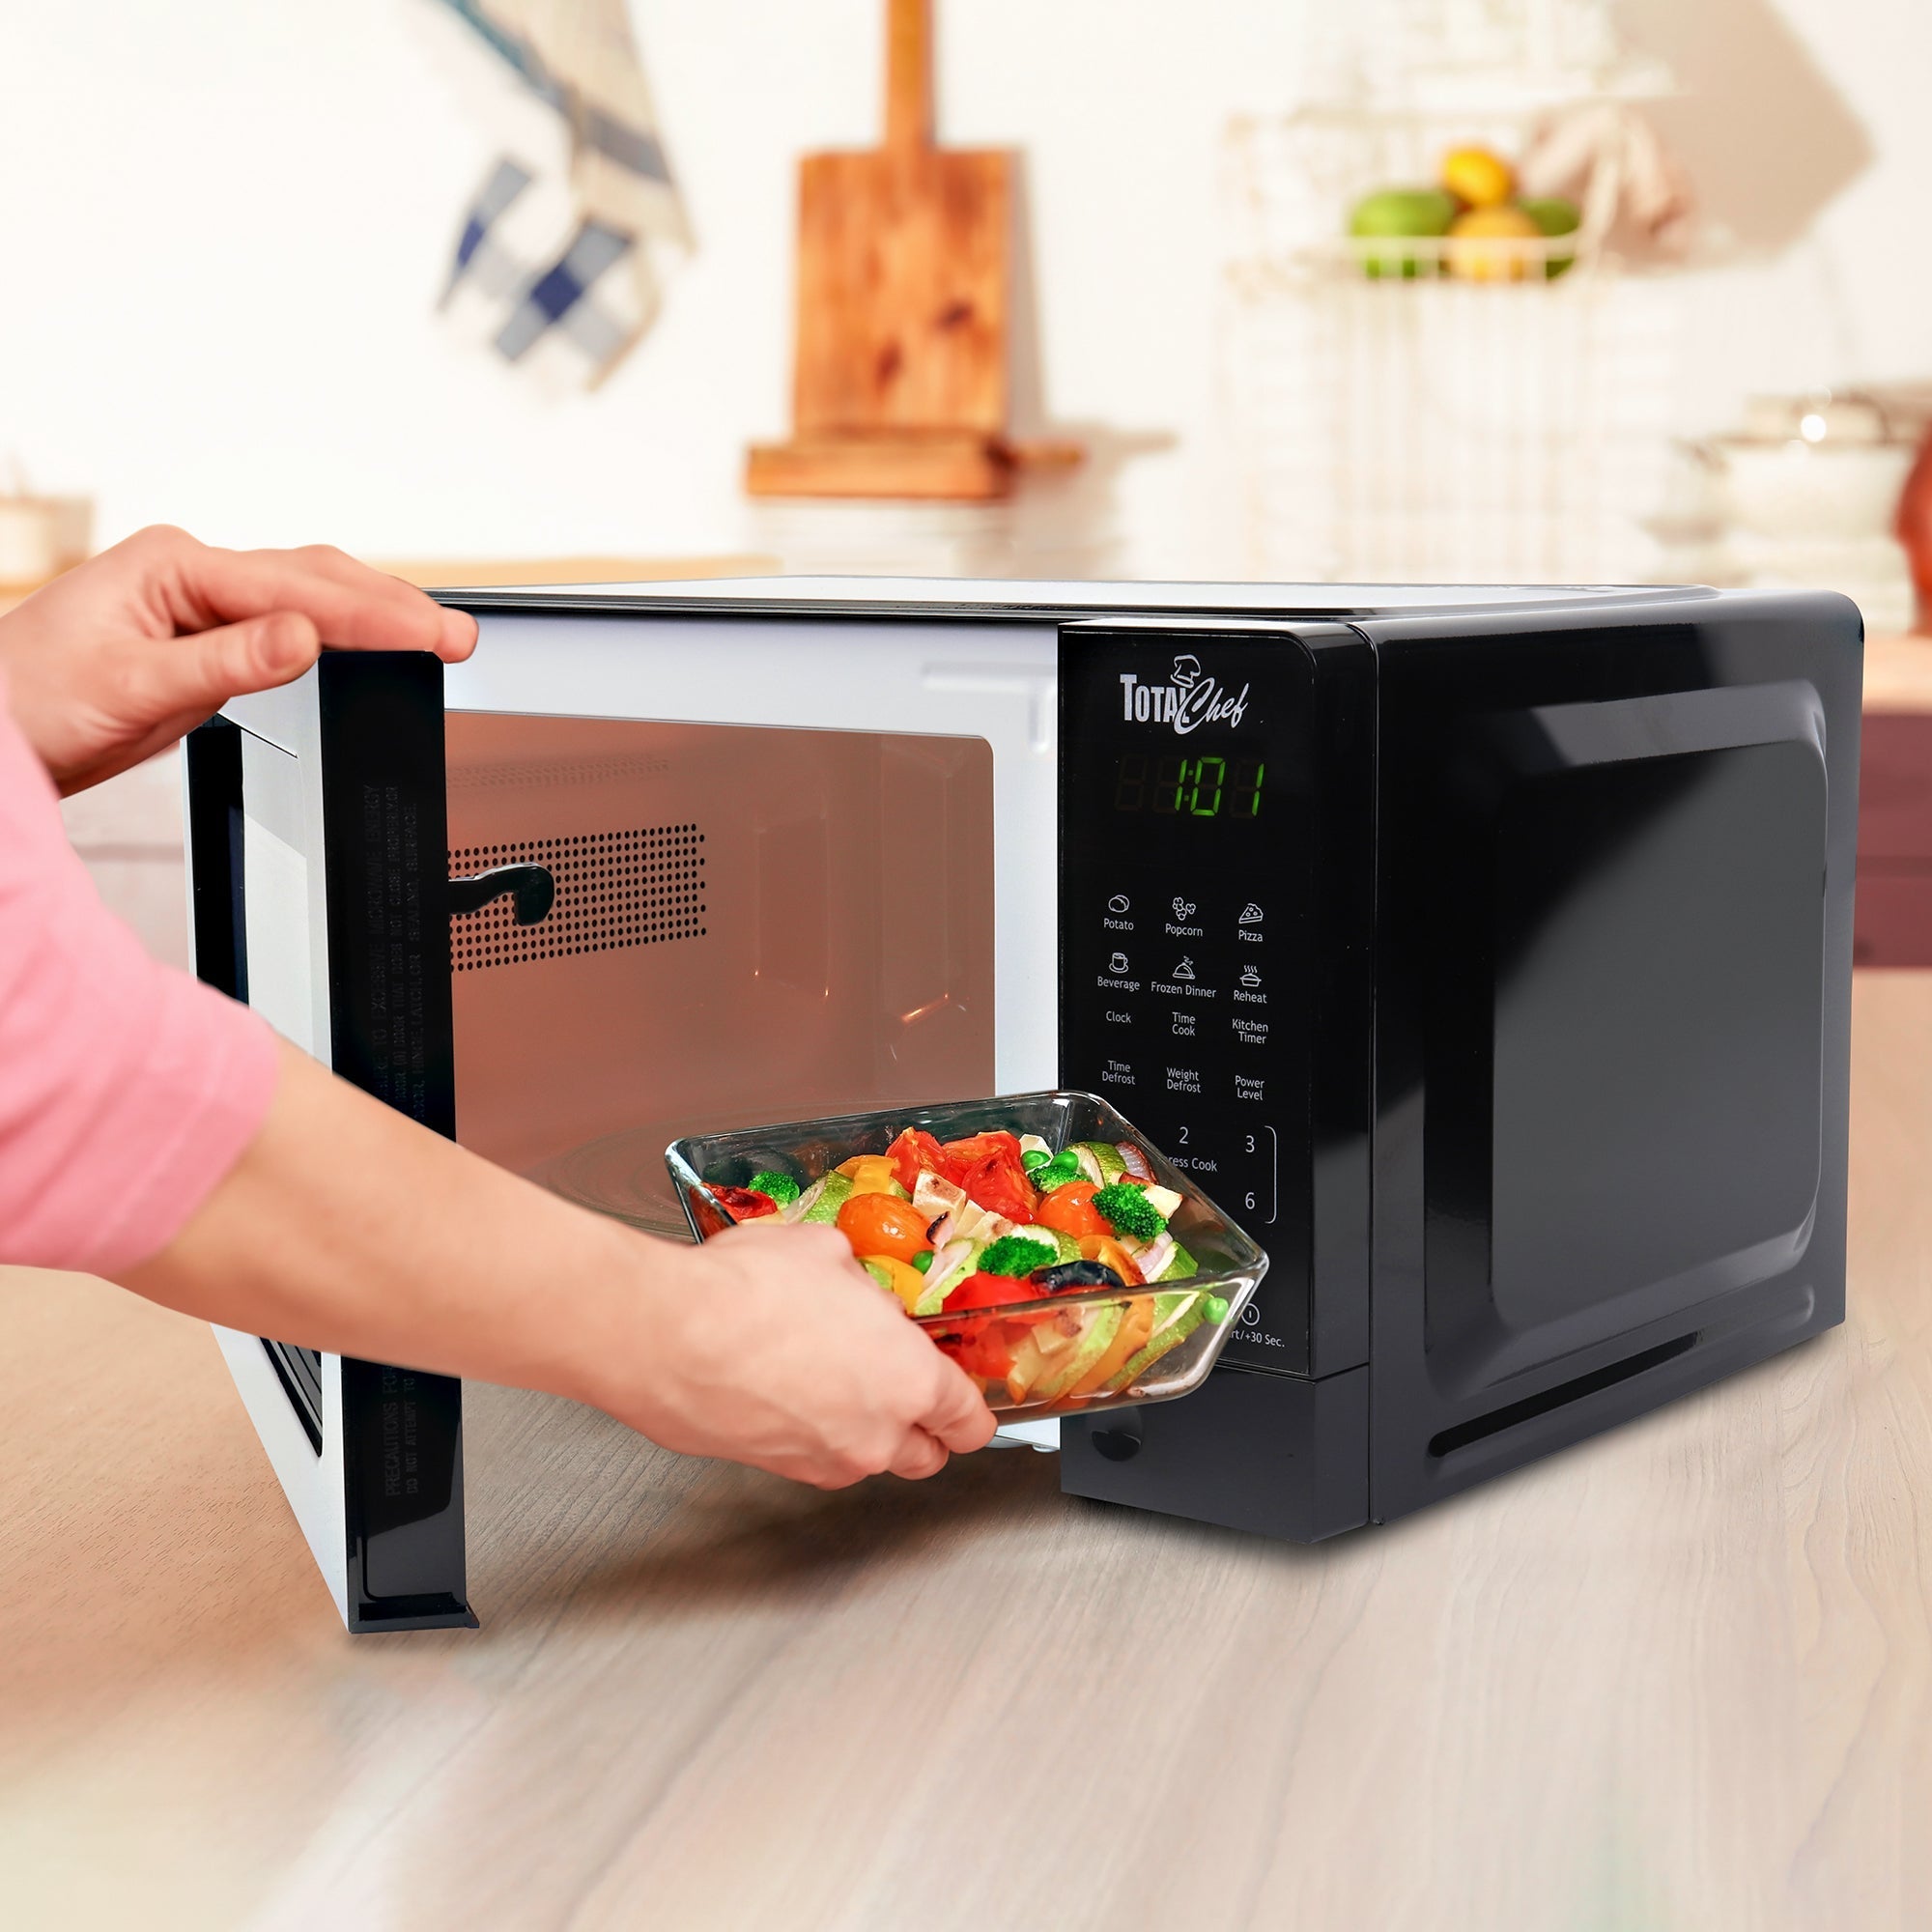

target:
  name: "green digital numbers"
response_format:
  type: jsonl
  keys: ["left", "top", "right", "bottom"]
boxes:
{"left": 1111, "top": 752, "right": 1264, "bottom": 819}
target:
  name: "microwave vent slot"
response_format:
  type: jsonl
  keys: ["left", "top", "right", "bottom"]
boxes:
{"left": 448, "top": 824, "right": 706, "bottom": 972}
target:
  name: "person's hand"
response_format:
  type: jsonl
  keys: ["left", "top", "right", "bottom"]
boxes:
{"left": 119, "top": 976, "right": 993, "bottom": 1494}
{"left": 608, "top": 1220, "right": 998, "bottom": 1487}
{"left": 0, "top": 525, "right": 476, "bottom": 794}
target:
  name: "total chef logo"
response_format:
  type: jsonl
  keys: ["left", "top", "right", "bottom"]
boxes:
{"left": 1118, "top": 654, "right": 1249, "bottom": 735}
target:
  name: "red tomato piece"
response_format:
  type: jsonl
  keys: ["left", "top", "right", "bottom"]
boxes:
{"left": 688, "top": 1186, "right": 734, "bottom": 1238}
{"left": 941, "top": 1271, "right": 1046, "bottom": 1314}
{"left": 956, "top": 1151, "right": 1038, "bottom": 1222}
{"left": 942, "top": 1131, "right": 1023, "bottom": 1171}
{"left": 709, "top": 1184, "right": 779, "bottom": 1222}
{"left": 1036, "top": 1179, "right": 1110, "bottom": 1237}
{"left": 942, "top": 1317, "right": 1015, "bottom": 1383}
{"left": 888, "top": 1127, "right": 952, "bottom": 1194}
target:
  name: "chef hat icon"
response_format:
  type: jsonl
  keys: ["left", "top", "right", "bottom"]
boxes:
{"left": 1171, "top": 654, "right": 1203, "bottom": 688}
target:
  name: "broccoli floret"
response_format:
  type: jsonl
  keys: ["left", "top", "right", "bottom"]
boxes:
{"left": 1028, "top": 1151, "right": 1081, "bottom": 1193}
{"left": 749, "top": 1171, "right": 801, "bottom": 1206}
{"left": 980, "top": 1235, "right": 1058, "bottom": 1278}
{"left": 1093, "top": 1182, "right": 1167, "bottom": 1242}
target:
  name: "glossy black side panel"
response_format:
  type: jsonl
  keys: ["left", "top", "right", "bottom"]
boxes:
{"left": 316, "top": 652, "right": 473, "bottom": 1632}
{"left": 1298, "top": 630, "right": 1376, "bottom": 1374}
{"left": 1365, "top": 591, "right": 1860, "bottom": 1524}
{"left": 1060, "top": 1365, "right": 1370, "bottom": 1542}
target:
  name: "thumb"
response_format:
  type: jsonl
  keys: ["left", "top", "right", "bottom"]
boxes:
{"left": 920, "top": 1353, "right": 999, "bottom": 1453}
{"left": 153, "top": 610, "right": 323, "bottom": 715}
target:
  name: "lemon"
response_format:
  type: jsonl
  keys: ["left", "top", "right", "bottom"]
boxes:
{"left": 1446, "top": 204, "right": 1541, "bottom": 282}
{"left": 1441, "top": 146, "right": 1515, "bottom": 210}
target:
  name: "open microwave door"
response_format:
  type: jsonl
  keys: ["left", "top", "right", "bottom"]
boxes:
{"left": 185, "top": 594, "right": 1062, "bottom": 1629}
{"left": 186, "top": 652, "right": 473, "bottom": 1632}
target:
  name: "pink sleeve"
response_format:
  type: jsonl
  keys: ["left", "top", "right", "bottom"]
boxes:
{"left": 0, "top": 685, "right": 280, "bottom": 1273}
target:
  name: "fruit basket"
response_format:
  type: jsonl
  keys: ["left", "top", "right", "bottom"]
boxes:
{"left": 666, "top": 1092, "right": 1268, "bottom": 1422}
{"left": 1224, "top": 109, "right": 1609, "bottom": 291}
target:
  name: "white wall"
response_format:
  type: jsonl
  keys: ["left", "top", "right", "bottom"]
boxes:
{"left": 1, "top": 0, "right": 1927, "bottom": 579}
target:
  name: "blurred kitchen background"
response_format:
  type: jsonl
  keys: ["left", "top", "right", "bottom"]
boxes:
{"left": 8, "top": 0, "right": 1932, "bottom": 966}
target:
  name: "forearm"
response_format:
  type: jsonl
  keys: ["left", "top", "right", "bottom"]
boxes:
{"left": 117, "top": 1038, "right": 651, "bottom": 1412}
{"left": 116, "top": 1044, "right": 994, "bottom": 1490}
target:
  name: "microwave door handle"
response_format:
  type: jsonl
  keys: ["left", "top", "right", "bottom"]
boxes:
{"left": 447, "top": 864, "right": 556, "bottom": 925}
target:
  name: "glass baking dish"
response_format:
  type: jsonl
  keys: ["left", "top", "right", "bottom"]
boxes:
{"left": 665, "top": 1091, "right": 1268, "bottom": 1421}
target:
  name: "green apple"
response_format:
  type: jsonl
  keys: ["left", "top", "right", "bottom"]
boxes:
{"left": 1349, "top": 187, "right": 1459, "bottom": 279}
{"left": 1519, "top": 196, "right": 1582, "bottom": 278}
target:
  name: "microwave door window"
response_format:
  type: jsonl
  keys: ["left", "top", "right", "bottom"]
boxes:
{"left": 444, "top": 715, "right": 995, "bottom": 1236}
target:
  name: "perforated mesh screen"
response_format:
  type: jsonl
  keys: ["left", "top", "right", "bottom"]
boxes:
{"left": 449, "top": 825, "right": 706, "bottom": 973}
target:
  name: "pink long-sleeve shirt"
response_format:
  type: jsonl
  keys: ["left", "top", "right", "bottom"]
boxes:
{"left": 1, "top": 682, "right": 279, "bottom": 1272}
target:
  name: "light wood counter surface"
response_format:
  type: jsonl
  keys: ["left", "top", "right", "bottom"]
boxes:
{"left": 5, "top": 974, "right": 1930, "bottom": 1930}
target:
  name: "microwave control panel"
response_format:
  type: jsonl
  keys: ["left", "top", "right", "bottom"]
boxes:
{"left": 1058, "top": 629, "right": 1316, "bottom": 1378}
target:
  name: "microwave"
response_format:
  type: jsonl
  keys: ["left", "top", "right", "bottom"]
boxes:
{"left": 185, "top": 578, "right": 1860, "bottom": 1632}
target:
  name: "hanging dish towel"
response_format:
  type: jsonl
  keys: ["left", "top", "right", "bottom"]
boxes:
{"left": 427, "top": 0, "right": 692, "bottom": 391}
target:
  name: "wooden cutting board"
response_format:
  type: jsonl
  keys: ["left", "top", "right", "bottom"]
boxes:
{"left": 791, "top": 0, "right": 1010, "bottom": 439}
{"left": 747, "top": 0, "right": 1065, "bottom": 497}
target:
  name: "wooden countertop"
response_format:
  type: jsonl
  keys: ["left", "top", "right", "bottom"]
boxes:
{"left": 4, "top": 974, "right": 1930, "bottom": 1929}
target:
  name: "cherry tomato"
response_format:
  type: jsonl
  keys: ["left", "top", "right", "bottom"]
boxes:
{"left": 709, "top": 1184, "right": 779, "bottom": 1222}
{"left": 1077, "top": 1234, "right": 1146, "bottom": 1285}
{"left": 888, "top": 1128, "right": 952, "bottom": 1194}
{"left": 836, "top": 1191, "right": 934, "bottom": 1264}
{"left": 1036, "top": 1179, "right": 1110, "bottom": 1237}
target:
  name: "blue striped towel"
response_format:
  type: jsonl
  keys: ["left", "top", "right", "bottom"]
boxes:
{"left": 432, "top": 0, "right": 691, "bottom": 391}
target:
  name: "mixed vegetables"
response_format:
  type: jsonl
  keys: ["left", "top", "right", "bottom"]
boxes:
{"left": 701, "top": 1126, "right": 1230, "bottom": 1410}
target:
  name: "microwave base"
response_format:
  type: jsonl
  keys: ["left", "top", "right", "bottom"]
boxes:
{"left": 1059, "top": 1363, "right": 1370, "bottom": 1543}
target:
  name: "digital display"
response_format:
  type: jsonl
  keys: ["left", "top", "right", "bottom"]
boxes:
{"left": 1112, "top": 752, "right": 1264, "bottom": 819}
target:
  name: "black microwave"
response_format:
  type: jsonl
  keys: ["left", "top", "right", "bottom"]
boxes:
{"left": 185, "top": 579, "right": 1860, "bottom": 1631}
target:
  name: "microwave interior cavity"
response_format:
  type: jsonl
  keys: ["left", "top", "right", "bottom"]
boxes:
{"left": 444, "top": 712, "right": 995, "bottom": 1237}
